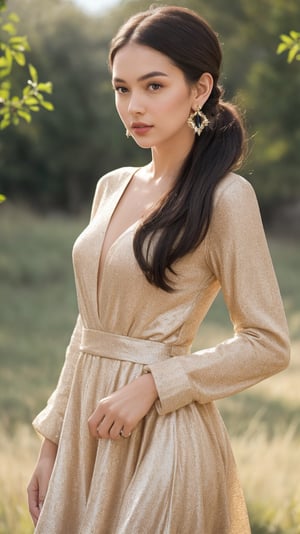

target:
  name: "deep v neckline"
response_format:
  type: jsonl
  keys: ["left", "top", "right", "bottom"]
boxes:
{"left": 97, "top": 168, "right": 141, "bottom": 296}
{"left": 99, "top": 168, "right": 141, "bottom": 266}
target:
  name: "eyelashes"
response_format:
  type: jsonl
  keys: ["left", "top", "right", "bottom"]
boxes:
{"left": 114, "top": 86, "right": 128, "bottom": 94}
{"left": 148, "top": 83, "right": 162, "bottom": 91}
{"left": 113, "top": 82, "right": 163, "bottom": 94}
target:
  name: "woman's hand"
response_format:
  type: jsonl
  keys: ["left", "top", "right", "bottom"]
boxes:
{"left": 88, "top": 373, "right": 158, "bottom": 440}
{"left": 27, "top": 438, "right": 58, "bottom": 526}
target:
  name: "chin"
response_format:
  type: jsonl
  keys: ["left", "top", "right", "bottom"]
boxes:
{"left": 132, "top": 138, "right": 154, "bottom": 150}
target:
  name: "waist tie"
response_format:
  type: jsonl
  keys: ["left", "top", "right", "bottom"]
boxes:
{"left": 80, "top": 328, "right": 189, "bottom": 365}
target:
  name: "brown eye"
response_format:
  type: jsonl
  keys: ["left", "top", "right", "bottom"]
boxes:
{"left": 115, "top": 86, "right": 128, "bottom": 94}
{"left": 148, "top": 83, "right": 162, "bottom": 91}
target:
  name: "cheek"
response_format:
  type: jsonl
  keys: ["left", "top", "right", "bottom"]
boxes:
{"left": 115, "top": 97, "right": 126, "bottom": 120}
{"left": 158, "top": 89, "right": 191, "bottom": 118}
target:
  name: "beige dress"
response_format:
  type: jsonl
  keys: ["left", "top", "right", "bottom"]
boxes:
{"left": 33, "top": 167, "right": 290, "bottom": 534}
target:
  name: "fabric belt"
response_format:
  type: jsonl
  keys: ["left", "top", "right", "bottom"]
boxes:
{"left": 80, "top": 328, "right": 189, "bottom": 365}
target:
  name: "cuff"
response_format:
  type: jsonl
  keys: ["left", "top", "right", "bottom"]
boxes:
{"left": 145, "top": 356, "right": 194, "bottom": 415}
{"left": 32, "top": 402, "right": 63, "bottom": 445}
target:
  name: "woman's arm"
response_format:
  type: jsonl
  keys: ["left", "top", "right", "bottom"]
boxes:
{"left": 32, "top": 314, "right": 83, "bottom": 443}
{"left": 27, "top": 438, "right": 58, "bottom": 526}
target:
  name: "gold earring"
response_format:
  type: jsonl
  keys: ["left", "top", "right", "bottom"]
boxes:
{"left": 187, "top": 107, "right": 209, "bottom": 136}
{"left": 125, "top": 129, "right": 130, "bottom": 138}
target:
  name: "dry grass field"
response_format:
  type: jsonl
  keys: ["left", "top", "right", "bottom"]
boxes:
{"left": 0, "top": 205, "right": 299, "bottom": 533}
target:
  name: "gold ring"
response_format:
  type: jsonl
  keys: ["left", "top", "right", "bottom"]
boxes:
{"left": 119, "top": 429, "right": 131, "bottom": 438}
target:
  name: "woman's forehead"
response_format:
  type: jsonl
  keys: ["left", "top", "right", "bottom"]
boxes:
{"left": 112, "top": 43, "right": 179, "bottom": 82}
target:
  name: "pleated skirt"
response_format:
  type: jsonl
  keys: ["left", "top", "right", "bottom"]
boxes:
{"left": 35, "top": 335, "right": 250, "bottom": 534}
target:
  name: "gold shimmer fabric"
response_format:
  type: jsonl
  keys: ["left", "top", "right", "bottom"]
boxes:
{"left": 33, "top": 168, "right": 290, "bottom": 534}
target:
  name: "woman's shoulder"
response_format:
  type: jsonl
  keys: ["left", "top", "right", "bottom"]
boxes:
{"left": 95, "top": 166, "right": 138, "bottom": 194}
{"left": 90, "top": 166, "right": 138, "bottom": 218}
{"left": 206, "top": 172, "right": 262, "bottom": 241}
{"left": 213, "top": 172, "right": 257, "bottom": 211}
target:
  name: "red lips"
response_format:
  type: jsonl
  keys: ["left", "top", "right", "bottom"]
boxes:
{"left": 130, "top": 122, "right": 153, "bottom": 135}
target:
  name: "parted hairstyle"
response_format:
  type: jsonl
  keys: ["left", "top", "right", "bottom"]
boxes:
{"left": 109, "top": 5, "right": 246, "bottom": 291}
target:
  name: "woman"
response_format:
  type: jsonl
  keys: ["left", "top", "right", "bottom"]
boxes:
{"left": 27, "top": 6, "right": 290, "bottom": 533}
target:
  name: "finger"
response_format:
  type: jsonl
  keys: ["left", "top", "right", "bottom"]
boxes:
{"left": 27, "top": 484, "right": 40, "bottom": 525}
{"left": 88, "top": 414, "right": 99, "bottom": 438}
{"left": 29, "top": 504, "right": 40, "bottom": 526}
{"left": 30, "top": 510, "right": 40, "bottom": 527}
{"left": 37, "top": 477, "right": 50, "bottom": 514}
{"left": 38, "top": 494, "right": 46, "bottom": 510}
{"left": 109, "top": 421, "right": 124, "bottom": 441}
{"left": 96, "top": 416, "right": 115, "bottom": 439}
{"left": 88, "top": 411, "right": 105, "bottom": 438}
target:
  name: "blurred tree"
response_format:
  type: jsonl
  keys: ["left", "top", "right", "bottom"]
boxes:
{"left": 0, "top": 0, "right": 299, "bottom": 216}
{"left": 0, "top": 0, "right": 147, "bottom": 212}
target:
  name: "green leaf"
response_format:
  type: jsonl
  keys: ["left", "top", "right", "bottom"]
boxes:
{"left": 28, "top": 105, "right": 40, "bottom": 112}
{"left": 5, "top": 45, "right": 12, "bottom": 67}
{"left": 2, "top": 22, "right": 16, "bottom": 35}
{"left": 0, "top": 68, "right": 10, "bottom": 78}
{"left": 8, "top": 12, "right": 19, "bottom": 23}
{"left": 288, "top": 44, "right": 300, "bottom": 63}
{"left": 3, "top": 112, "right": 10, "bottom": 120}
{"left": 23, "top": 96, "right": 39, "bottom": 106}
{"left": 22, "top": 85, "right": 31, "bottom": 96}
{"left": 0, "top": 119, "right": 10, "bottom": 129}
{"left": 17, "top": 109, "right": 31, "bottom": 122}
{"left": 279, "top": 34, "right": 294, "bottom": 45}
{"left": 0, "top": 56, "right": 8, "bottom": 67}
{"left": 12, "top": 114, "right": 19, "bottom": 125}
{"left": 277, "top": 42, "right": 289, "bottom": 55}
{"left": 290, "top": 31, "right": 300, "bottom": 40}
{"left": 34, "top": 92, "right": 44, "bottom": 102}
{"left": 28, "top": 63, "right": 38, "bottom": 83}
{"left": 40, "top": 100, "right": 54, "bottom": 111}
{"left": 13, "top": 51, "right": 25, "bottom": 66}
{"left": 9, "top": 35, "right": 30, "bottom": 52}
{"left": 1, "top": 80, "right": 10, "bottom": 89}
{"left": 37, "top": 82, "right": 53, "bottom": 94}
{"left": 0, "top": 85, "right": 9, "bottom": 99}
{"left": 0, "top": 194, "right": 6, "bottom": 203}
{"left": 9, "top": 35, "right": 29, "bottom": 45}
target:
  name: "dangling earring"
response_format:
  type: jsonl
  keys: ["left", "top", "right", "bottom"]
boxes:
{"left": 125, "top": 129, "right": 130, "bottom": 138}
{"left": 187, "top": 107, "right": 209, "bottom": 136}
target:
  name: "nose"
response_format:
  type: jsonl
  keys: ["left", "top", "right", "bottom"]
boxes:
{"left": 127, "top": 91, "right": 145, "bottom": 115}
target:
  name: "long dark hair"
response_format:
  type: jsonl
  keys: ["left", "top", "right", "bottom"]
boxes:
{"left": 109, "top": 6, "right": 246, "bottom": 291}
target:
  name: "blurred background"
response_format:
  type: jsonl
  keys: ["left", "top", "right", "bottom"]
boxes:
{"left": 0, "top": 0, "right": 299, "bottom": 532}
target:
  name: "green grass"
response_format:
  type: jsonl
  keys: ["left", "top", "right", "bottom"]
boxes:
{"left": 0, "top": 205, "right": 85, "bottom": 433}
{"left": 0, "top": 204, "right": 299, "bottom": 533}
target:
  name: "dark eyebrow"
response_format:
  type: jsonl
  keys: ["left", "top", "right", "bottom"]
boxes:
{"left": 113, "top": 71, "right": 168, "bottom": 84}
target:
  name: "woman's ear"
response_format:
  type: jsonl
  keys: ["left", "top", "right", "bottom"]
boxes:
{"left": 191, "top": 72, "right": 214, "bottom": 110}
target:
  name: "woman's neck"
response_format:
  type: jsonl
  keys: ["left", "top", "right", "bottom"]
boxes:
{"left": 149, "top": 129, "right": 194, "bottom": 186}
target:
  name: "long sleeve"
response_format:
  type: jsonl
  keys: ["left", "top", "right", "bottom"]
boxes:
{"left": 33, "top": 314, "right": 83, "bottom": 443}
{"left": 147, "top": 176, "right": 290, "bottom": 415}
